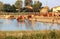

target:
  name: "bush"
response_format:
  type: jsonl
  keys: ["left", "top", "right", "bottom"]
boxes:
{"left": 49, "top": 30, "right": 56, "bottom": 39}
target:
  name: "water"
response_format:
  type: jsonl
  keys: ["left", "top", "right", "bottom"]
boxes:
{"left": 0, "top": 19, "right": 59, "bottom": 31}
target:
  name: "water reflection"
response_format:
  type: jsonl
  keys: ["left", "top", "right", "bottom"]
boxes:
{"left": 0, "top": 19, "right": 59, "bottom": 31}
{"left": 25, "top": 20, "right": 34, "bottom": 30}
{"left": 1, "top": 19, "right": 19, "bottom": 31}
{"left": 57, "top": 24, "right": 60, "bottom": 30}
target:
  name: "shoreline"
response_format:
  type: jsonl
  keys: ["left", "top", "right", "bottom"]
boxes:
{"left": 0, "top": 15, "right": 60, "bottom": 24}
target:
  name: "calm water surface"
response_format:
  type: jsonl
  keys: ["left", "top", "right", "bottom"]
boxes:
{"left": 0, "top": 19, "right": 59, "bottom": 31}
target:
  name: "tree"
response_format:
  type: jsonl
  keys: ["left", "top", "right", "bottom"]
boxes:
{"left": 12, "top": 5, "right": 16, "bottom": 12}
{"left": 32, "top": 1, "right": 42, "bottom": 12}
{"left": 3, "top": 4, "right": 12, "bottom": 12}
{"left": 25, "top": 0, "right": 32, "bottom": 6}
{"left": 0, "top": 1, "right": 3, "bottom": 11}
{"left": 15, "top": 0, "right": 22, "bottom": 10}
{"left": 3, "top": 4, "right": 16, "bottom": 12}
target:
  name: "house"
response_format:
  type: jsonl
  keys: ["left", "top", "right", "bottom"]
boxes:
{"left": 40, "top": 6, "right": 49, "bottom": 14}
{"left": 40, "top": 6, "right": 49, "bottom": 16}
{"left": 53, "top": 6, "right": 60, "bottom": 12}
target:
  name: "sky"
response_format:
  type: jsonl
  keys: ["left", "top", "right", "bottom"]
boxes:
{"left": 0, "top": 0, "right": 60, "bottom": 8}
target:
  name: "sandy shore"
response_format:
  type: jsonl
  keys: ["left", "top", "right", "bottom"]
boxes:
{"left": 0, "top": 15, "right": 27, "bottom": 19}
{"left": 31, "top": 16, "right": 60, "bottom": 24}
{"left": 0, "top": 15, "right": 60, "bottom": 24}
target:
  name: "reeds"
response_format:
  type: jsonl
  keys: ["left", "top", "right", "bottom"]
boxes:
{"left": 0, "top": 30, "right": 60, "bottom": 39}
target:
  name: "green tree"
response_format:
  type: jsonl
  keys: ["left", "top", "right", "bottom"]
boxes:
{"left": 3, "top": 4, "right": 12, "bottom": 12}
{"left": 15, "top": 0, "right": 22, "bottom": 10}
{"left": 3, "top": 4, "right": 16, "bottom": 12}
{"left": 0, "top": 1, "right": 3, "bottom": 11}
{"left": 25, "top": 0, "right": 32, "bottom": 6}
{"left": 12, "top": 5, "right": 16, "bottom": 12}
{"left": 32, "top": 1, "right": 42, "bottom": 12}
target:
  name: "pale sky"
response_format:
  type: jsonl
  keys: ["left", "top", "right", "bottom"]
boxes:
{"left": 0, "top": 0, "right": 60, "bottom": 8}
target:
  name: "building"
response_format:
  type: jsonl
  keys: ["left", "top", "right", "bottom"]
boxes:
{"left": 53, "top": 6, "right": 60, "bottom": 12}
{"left": 40, "top": 6, "right": 49, "bottom": 14}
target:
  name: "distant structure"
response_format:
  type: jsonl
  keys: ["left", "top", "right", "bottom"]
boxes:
{"left": 53, "top": 6, "right": 60, "bottom": 12}
{"left": 40, "top": 6, "right": 49, "bottom": 14}
{"left": 25, "top": 0, "right": 33, "bottom": 6}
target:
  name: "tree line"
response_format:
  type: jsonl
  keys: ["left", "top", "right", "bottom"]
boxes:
{"left": 0, "top": 0, "right": 43, "bottom": 12}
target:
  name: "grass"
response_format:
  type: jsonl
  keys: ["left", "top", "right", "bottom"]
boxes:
{"left": 0, "top": 30, "right": 60, "bottom": 39}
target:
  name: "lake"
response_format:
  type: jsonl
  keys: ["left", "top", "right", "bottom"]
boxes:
{"left": 0, "top": 19, "right": 59, "bottom": 31}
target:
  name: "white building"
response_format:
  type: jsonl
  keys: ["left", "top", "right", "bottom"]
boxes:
{"left": 53, "top": 6, "right": 60, "bottom": 12}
